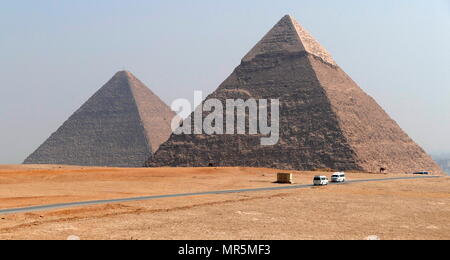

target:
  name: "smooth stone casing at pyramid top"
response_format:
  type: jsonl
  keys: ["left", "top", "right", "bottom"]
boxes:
{"left": 146, "top": 15, "right": 442, "bottom": 174}
{"left": 24, "top": 71, "right": 175, "bottom": 167}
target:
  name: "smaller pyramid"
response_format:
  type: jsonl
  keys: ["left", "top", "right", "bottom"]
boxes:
{"left": 24, "top": 71, "right": 175, "bottom": 167}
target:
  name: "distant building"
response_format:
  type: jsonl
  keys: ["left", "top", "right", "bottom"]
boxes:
{"left": 436, "top": 159, "right": 450, "bottom": 175}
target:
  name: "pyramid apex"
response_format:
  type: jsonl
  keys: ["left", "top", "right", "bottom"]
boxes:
{"left": 115, "top": 70, "right": 134, "bottom": 78}
{"left": 111, "top": 70, "right": 142, "bottom": 85}
{"left": 282, "top": 14, "right": 297, "bottom": 21}
{"left": 243, "top": 15, "right": 336, "bottom": 66}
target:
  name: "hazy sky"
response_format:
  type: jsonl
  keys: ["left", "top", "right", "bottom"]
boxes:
{"left": 0, "top": 0, "right": 449, "bottom": 164}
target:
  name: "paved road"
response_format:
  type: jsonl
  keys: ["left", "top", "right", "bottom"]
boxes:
{"left": 0, "top": 175, "right": 441, "bottom": 215}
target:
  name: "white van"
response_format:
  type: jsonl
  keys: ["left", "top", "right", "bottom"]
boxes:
{"left": 313, "top": 176, "right": 329, "bottom": 186}
{"left": 331, "top": 172, "right": 346, "bottom": 183}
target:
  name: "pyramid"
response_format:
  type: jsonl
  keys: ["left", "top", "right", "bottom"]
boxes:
{"left": 24, "top": 71, "right": 175, "bottom": 167}
{"left": 146, "top": 15, "right": 442, "bottom": 174}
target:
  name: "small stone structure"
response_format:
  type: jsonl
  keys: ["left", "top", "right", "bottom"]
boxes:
{"left": 277, "top": 173, "right": 294, "bottom": 184}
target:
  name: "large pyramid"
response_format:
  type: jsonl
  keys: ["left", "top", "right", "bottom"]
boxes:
{"left": 146, "top": 15, "right": 442, "bottom": 174}
{"left": 24, "top": 71, "right": 175, "bottom": 167}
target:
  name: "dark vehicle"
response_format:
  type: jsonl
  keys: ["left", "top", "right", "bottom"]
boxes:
{"left": 413, "top": 171, "right": 431, "bottom": 175}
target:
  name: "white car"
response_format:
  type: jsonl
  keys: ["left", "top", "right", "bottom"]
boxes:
{"left": 313, "top": 176, "right": 329, "bottom": 186}
{"left": 331, "top": 172, "right": 346, "bottom": 183}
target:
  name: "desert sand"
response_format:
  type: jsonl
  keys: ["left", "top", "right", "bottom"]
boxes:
{"left": 0, "top": 165, "right": 449, "bottom": 240}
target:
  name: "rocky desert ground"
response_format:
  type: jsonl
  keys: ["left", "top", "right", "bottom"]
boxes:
{"left": 0, "top": 165, "right": 449, "bottom": 240}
